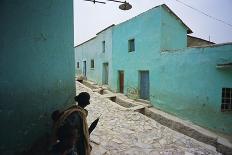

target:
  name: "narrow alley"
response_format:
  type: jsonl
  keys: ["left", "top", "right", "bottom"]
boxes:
{"left": 76, "top": 81, "right": 221, "bottom": 155}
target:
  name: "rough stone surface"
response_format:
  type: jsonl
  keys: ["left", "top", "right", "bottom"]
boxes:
{"left": 76, "top": 82, "right": 221, "bottom": 155}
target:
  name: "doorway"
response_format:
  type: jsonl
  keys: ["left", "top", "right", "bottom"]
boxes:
{"left": 118, "top": 70, "right": 124, "bottom": 93}
{"left": 139, "top": 71, "right": 150, "bottom": 100}
{"left": 102, "top": 63, "right": 109, "bottom": 85}
{"left": 83, "top": 61, "right": 86, "bottom": 77}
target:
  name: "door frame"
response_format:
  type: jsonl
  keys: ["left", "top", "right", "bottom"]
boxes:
{"left": 102, "top": 62, "right": 109, "bottom": 85}
{"left": 82, "top": 60, "right": 87, "bottom": 77}
{"left": 139, "top": 70, "right": 150, "bottom": 100}
{"left": 118, "top": 70, "right": 124, "bottom": 93}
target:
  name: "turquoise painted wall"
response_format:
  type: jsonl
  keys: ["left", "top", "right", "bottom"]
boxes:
{"left": 112, "top": 5, "right": 232, "bottom": 134}
{"left": 0, "top": 0, "right": 75, "bottom": 154}
{"left": 160, "top": 6, "right": 187, "bottom": 50}
{"left": 75, "top": 27, "right": 113, "bottom": 86}
{"left": 154, "top": 44, "right": 232, "bottom": 134}
{"left": 112, "top": 6, "right": 162, "bottom": 94}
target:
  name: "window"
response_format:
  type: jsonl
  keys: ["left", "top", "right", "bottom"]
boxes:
{"left": 221, "top": 88, "right": 232, "bottom": 111}
{"left": 128, "top": 39, "right": 135, "bottom": 52}
{"left": 102, "top": 41, "right": 105, "bottom": 53}
{"left": 77, "top": 62, "right": 79, "bottom": 68}
{"left": 90, "top": 59, "right": 94, "bottom": 69}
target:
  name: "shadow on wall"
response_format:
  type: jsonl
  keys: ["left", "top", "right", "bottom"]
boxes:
{"left": 18, "top": 133, "right": 50, "bottom": 155}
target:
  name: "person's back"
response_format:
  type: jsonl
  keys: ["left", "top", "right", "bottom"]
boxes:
{"left": 50, "top": 92, "right": 91, "bottom": 155}
{"left": 52, "top": 111, "right": 85, "bottom": 155}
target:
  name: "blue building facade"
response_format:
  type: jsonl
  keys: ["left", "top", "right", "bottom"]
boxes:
{"left": 75, "top": 4, "right": 232, "bottom": 135}
{"left": 75, "top": 25, "right": 114, "bottom": 86}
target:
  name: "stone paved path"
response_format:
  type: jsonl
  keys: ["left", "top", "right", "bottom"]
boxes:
{"left": 76, "top": 82, "right": 221, "bottom": 155}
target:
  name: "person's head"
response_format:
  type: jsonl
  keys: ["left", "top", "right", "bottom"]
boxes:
{"left": 74, "top": 92, "right": 90, "bottom": 108}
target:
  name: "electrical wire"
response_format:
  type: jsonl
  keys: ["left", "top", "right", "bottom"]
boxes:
{"left": 175, "top": 0, "right": 232, "bottom": 28}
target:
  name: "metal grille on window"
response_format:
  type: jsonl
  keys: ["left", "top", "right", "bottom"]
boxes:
{"left": 221, "top": 88, "right": 232, "bottom": 111}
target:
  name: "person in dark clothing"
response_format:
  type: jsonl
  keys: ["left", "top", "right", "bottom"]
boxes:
{"left": 50, "top": 92, "right": 92, "bottom": 155}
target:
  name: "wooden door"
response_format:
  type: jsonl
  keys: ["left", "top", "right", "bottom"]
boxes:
{"left": 118, "top": 71, "right": 124, "bottom": 93}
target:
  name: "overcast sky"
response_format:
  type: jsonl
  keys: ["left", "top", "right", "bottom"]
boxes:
{"left": 73, "top": 0, "right": 232, "bottom": 46}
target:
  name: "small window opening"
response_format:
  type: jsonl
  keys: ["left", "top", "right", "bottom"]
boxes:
{"left": 102, "top": 41, "right": 105, "bottom": 53}
{"left": 77, "top": 62, "right": 79, "bottom": 68}
{"left": 128, "top": 39, "right": 135, "bottom": 52}
{"left": 90, "top": 59, "right": 94, "bottom": 69}
{"left": 221, "top": 88, "right": 232, "bottom": 112}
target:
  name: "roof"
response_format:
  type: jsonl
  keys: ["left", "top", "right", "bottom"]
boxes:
{"left": 74, "top": 24, "right": 115, "bottom": 48}
{"left": 188, "top": 35, "right": 215, "bottom": 43}
{"left": 75, "top": 4, "right": 193, "bottom": 47}
{"left": 161, "top": 4, "right": 193, "bottom": 34}
{"left": 74, "top": 36, "right": 96, "bottom": 48}
{"left": 187, "top": 35, "right": 215, "bottom": 47}
{"left": 96, "top": 24, "right": 115, "bottom": 35}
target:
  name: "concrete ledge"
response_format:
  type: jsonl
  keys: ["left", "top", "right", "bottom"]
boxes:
{"left": 135, "top": 98, "right": 151, "bottom": 104}
{"left": 128, "top": 105, "right": 147, "bottom": 111}
{"left": 141, "top": 107, "right": 232, "bottom": 155}
{"left": 115, "top": 97, "right": 137, "bottom": 108}
{"left": 144, "top": 108, "right": 217, "bottom": 145}
{"left": 102, "top": 94, "right": 116, "bottom": 102}
{"left": 103, "top": 89, "right": 112, "bottom": 94}
{"left": 102, "top": 94, "right": 116, "bottom": 98}
{"left": 82, "top": 80, "right": 99, "bottom": 89}
{"left": 93, "top": 88, "right": 104, "bottom": 94}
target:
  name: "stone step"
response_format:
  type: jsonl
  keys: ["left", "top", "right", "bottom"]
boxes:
{"left": 128, "top": 105, "right": 146, "bottom": 111}
{"left": 93, "top": 88, "right": 104, "bottom": 94}
{"left": 102, "top": 94, "right": 116, "bottom": 98}
{"left": 102, "top": 94, "right": 117, "bottom": 102}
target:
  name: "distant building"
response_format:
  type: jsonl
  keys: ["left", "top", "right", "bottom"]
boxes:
{"left": 187, "top": 35, "right": 215, "bottom": 47}
{"left": 75, "top": 4, "right": 232, "bottom": 135}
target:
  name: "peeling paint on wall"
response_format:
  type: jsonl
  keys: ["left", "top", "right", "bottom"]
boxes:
{"left": 126, "top": 87, "right": 139, "bottom": 99}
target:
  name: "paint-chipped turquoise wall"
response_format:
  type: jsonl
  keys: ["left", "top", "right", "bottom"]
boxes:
{"left": 0, "top": 0, "right": 75, "bottom": 154}
{"left": 160, "top": 7, "right": 187, "bottom": 50}
{"left": 112, "top": 6, "right": 162, "bottom": 94}
{"left": 153, "top": 44, "right": 232, "bottom": 134}
{"left": 75, "top": 27, "right": 113, "bottom": 86}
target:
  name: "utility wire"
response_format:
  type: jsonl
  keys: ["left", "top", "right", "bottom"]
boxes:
{"left": 175, "top": 0, "right": 232, "bottom": 28}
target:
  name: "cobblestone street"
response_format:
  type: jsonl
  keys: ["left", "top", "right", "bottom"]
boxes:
{"left": 76, "top": 82, "right": 221, "bottom": 155}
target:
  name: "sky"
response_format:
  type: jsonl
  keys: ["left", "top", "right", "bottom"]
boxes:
{"left": 73, "top": 0, "right": 232, "bottom": 46}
